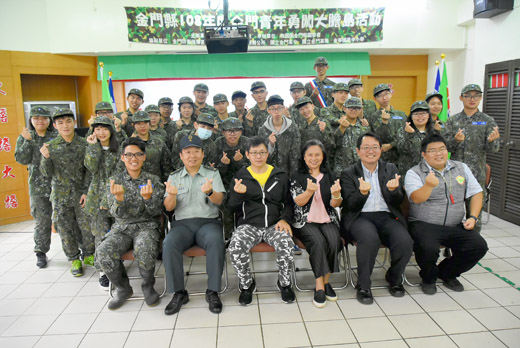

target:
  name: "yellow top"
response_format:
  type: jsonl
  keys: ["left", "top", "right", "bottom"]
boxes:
{"left": 247, "top": 165, "right": 274, "bottom": 188}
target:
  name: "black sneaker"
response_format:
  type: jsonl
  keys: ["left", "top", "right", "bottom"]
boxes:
{"left": 165, "top": 290, "right": 189, "bottom": 315}
{"left": 324, "top": 283, "right": 337, "bottom": 301}
{"left": 277, "top": 280, "right": 295, "bottom": 304}
{"left": 36, "top": 252, "right": 47, "bottom": 268}
{"left": 239, "top": 279, "right": 256, "bottom": 306}
{"left": 313, "top": 289, "right": 326, "bottom": 308}
{"left": 356, "top": 286, "right": 373, "bottom": 305}
{"left": 420, "top": 282, "right": 437, "bottom": 295}
{"left": 99, "top": 274, "right": 109, "bottom": 291}
{"left": 441, "top": 277, "right": 464, "bottom": 292}
{"left": 206, "top": 290, "right": 222, "bottom": 314}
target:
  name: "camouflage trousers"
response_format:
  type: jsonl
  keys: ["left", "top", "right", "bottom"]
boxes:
{"left": 30, "top": 195, "right": 53, "bottom": 254}
{"left": 52, "top": 198, "right": 94, "bottom": 261}
{"left": 95, "top": 223, "right": 160, "bottom": 273}
{"left": 228, "top": 224, "right": 294, "bottom": 289}
{"left": 90, "top": 209, "right": 114, "bottom": 271}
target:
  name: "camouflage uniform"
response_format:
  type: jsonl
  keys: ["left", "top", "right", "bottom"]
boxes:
{"left": 362, "top": 99, "right": 378, "bottom": 119}
{"left": 114, "top": 109, "right": 136, "bottom": 138}
{"left": 304, "top": 78, "right": 335, "bottom": 109}
{"left": 250, "top": 104, "right": 270, "bottom": 136}
{"left": 95, "top": 170, "right": 165, "bottom": 273}
{"left": 195, "top": 103, "right": 217, "bottom": 117}
{"left": 367, "top": 107, "right": 407, "bottom": 165}
{"left": 320, "top": 102, "right": 345, "bottom": 129}
{"left": 133, "top": 134, "right": 172, "bottom": 182}
{"left": 215, "top": 136, "right": 250, "bottom": 189}
{"left": 229, "top": 110, "right": 246, "bottom": 121}
{"left": 40, "top": 132, "right": 94, "bottom": 261}
{"left": 333, "top": 120, "right": 371, "bottom": 177}
{"left": 15, "top": 122, "right": 58, "bottom": 254}
{"left": 298, "top": 113, "right": 335, "bottom": 157}
{"left": 149, "top": 126, "right": 167, "bottom": 143}
{"left": 172, "top": 129, "right": 217, "bottom": 169}
{"left": 396, "top": 129, "right": 432, "bottom": 178}
{"left": 87, "top": 102, "right": 127, "bottom": 144}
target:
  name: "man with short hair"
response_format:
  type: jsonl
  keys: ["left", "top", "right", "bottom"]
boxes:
{"left": 340, "top": 132, "right": 412, "bottom": 305}
{"left": 320, "top": 82, "right": 349, "bottom": 129}
{"left": 163, "top": 135, "right": 226, "bottom": 315}
{"left": 405, "top": 134, "right": 488, "bottom": 294}
{"left": 245, "top": 81, "right": 269, "bottom": 137}
{"left": 158, "top": 97, "right": 177, "bottom": 147}
{"left": 115, "top": 88, "right": 145, "bottom": 137}
{"left": 348, "top": 79, "right": 377, "bottom": 119}
{"left": 228, "top": 136, "right": 295, "bottom": 305}
{"left": 229, "top": 90, "right": 247, "bottom": 122}
{"left": 193, "top": 83, "right": 217, "bottom": 117}
{"left": 305, "top": 57, "right": 335, "bottom": 109}
{"left": 213, "top": 93, "right": 230, "bottom": 134}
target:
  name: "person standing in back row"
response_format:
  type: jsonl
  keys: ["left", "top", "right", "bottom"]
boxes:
{"left": 305, "top": 57, "right": 335, "bottom": 109}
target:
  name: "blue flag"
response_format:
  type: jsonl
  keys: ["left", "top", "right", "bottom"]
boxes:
{"left": 108, "top": 75, "right": 117, "bottom": 113}
{"left": 434, "top": 64, "right": 441, "bottom": 92}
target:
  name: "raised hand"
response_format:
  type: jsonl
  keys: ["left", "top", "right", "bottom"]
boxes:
{"left": 317, "top": 120, "right": 326, "bottom": 132}
{"left": 455, "top": 128, "right": 465, "bottom": 142}
{"left": 87, "top": 115, "right": 96, "bottom": 126}
{"left": 386, "top": 173, "right": 401, "bottom": 191}
{"left": 21, "top": 127, "right": 32, "bottom": 141}
{"left": 488, "top": 126, "right": 500, "bottom": 143}
{"left": 113, "top": 117, "right": 122, "bottom": 132}
{"left": 120, "top": 112, "right": 128, "bottom": 125}
{"left": 434, "top": 120, "right": 442, "bottom": 131}
{"left": 381, "top": 110, "right": 390, "bottom": 124}
{"left": 425, "top": 171, "right": 439, "bottom": 188}
{"left": 404, "top": 122, "right": 415, "bottom": 133}
{"left": 176, "top": 119, "right": 183, "bottom": 129}
{"left": 330, "top": 179, "right": 342, "bottom": 198}
{"left": 338, "top": 116, "right": 351, "bottom": 130}
{"left": 233, "top": 149, "right": 243, "bottom": 162}
{"left": 268, "top": 132, "right": 277, "bottom": 146}
{"left": 246, "top": 110, "right": 254, "bottom": 122}
{"left": 358, "top": 177, "right": 371, "bottom": 195}
{"left": 306, "top": 178, "right": 318, "bottom": 193}
{"left": 360, "top": 118, "right": 370, "bottom": 127}
{"left": 140, "top": 179, "right": 153, "bottom": 200}
{"left": 220, "top": 151, "right": 230, "bottom": 165}
{"left": 201, "top": 178, "right": 213, "bottom": 195}
{"left": 381, "top": 144, "right": 392, "bottom": 152}
{"left": 86, "top": 134, "right": 97, "bottom": 144}
{"left": 233, "top": 178, "right": 247, "bottom": 194}
{"left": 164, "top": 181, "right": 178, "bottom": 196}
{"left": 40, "top": 143, "right": 50, "bottom": 159}
{"left": 110, "top": 179, "right": 125, "bottom": 201}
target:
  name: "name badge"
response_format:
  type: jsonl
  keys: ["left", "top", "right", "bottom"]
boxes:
{"left": 323, "top": 86, "right": 333, "bottom": 89}
{"left": 392, "top": 116, "right": 403, "bottom": 119}
{"left": 176, "top": 183, "right": 188, "bottom": 194}
{"left": 139, "top": 184, "right": 153, "bottom": 189}
{"left": 472, "top": 121, "right": 487, "bottom": 125}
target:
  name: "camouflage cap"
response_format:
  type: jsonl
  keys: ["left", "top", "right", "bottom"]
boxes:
{"left": 294, "top": 96, "right": 313, "bottom": 108}
{"left": 289, "top": 81, "right": 305, "bottom": 90}
{"left": 213, "top": 93, "right": 228, "bottom": 103}
{"left": 144, "top": 104, "right": 160, "bottom": 114}
{"left": 461, "top": 84, "right": 482, "bottom": 95}
{"left": 344, "top": 97, "right": 363, "bottom": 108}
{"left": 333, "top": 82, "right": 349, "bottom": 92}
{"left": 196, "top": 113, "right": 216, "bottom": 126}
{"left": 193, "top": 83, "right": 209, "bottom": 92}
{"left": 178, "top": 96, "right": 195, "bottom": 105}
{"left": 410, "top": 100, "right": 430, "bottom": 113}
{"left": 128, "top": 88, "right": 144, "bottom": 99}
{"left": 91, "top": 115, "right": 115, "bottom": 131}
{"left": 30, "top": 105, "right": 51, "bottom": 117}
{"left": 52, "top": 108, "right": 75, "bottom": 120}
{"left": 158, "top": 97, "right": 173, "bottom": 105}
{"left": 314, "top": 57, "right": 328, "bottom": 65}
{"left": 425, "top": 92, "right": 443, "bottom": 103}
{"left": 132, "top": 110, "right": 150, "bottom": 122}
{"left": 348, "top": 78, "right": 363, "bottom": 89}
{"left": 180, "top": 134, "right": 202, "bottom": 150}
{"left": 221, "top": 117, "right": 243, "bottom": 130}
{"left": 267, "top": 94, "right": 284, "bottom": 107}
{"left": 250, "top": 81, "right": 266, "bottom": 91}
{"left": 95, "top": 101, "right": 113, "bottom": 113}
{"left": 373, "top": 83, "right": 391, "bottom": 96}
{"left": 231, "top": 90, "right": 247, "bottom": 100}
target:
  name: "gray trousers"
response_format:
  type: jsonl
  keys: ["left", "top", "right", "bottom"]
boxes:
{"left": 163, "top": 218, "right": 225, "bottom": 293}
{"left": 228, "top": 224, "right": 295, "bottom": 289}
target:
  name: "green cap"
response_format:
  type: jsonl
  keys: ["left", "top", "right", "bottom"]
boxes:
{"left": 178, "top": 96, "right": 195, "bottom": 105}
{"left": 345, "top": 97, "right": 363, "bottom": 108}
{"left": 91, "top": 116, "right": 115, "bottom": 131}
{"left": 30, "top": 105, "right": 51, "bottom": 117}
{"left": 221, "top": 117, "right": 243, "bottom": 130}
{"left": 158, "top": 97, "right": 173, "bottom": 105}
{"left": 231, "top": 91, "right": 247, "bottom": 100}
{"left": 314, "top": 57, "right": 328, "bottom": 65}
{"left": 373, "top": 83, "right": 391, "bottom": 97}
{"left": 294, "top": 96, "right": 313, "bottom": 108}
{"left": 144, "top": 104, "right": 160, "bottom": 114}
{"left": 128, "top": 88, "right": 144, "bottom": 99}
{"left": 267, "top": 95, "right": 284, "bottom": 107}
{"left": 213, "top": 94, "right": 228, "bottom": 103}
{"left": 348, "top": 79, "right": 363, "bottom": 89}
{"left": 52, "top": 108, "right": 75, "bottom": 120}
{"left": 250, "top": 81, "right": 266, "bottom": 91}
{"left": 196, "top": 113, "right": 216, "bottom": 126}
{"left": 461, "top": 84, "right": 482, "bottom": 95}
{"left": 95, "top": 101, "right": 113, "bottom": 113}
{"left": 132, "top": 110, "right": 150, "bottom": 122}
{"left": 289, "top": 81, "right": 305, "bottom": 90}
{"left": 425, "top": 92, "right": 443, "bottom": 103}
{"left": 193, "top": 83, "right": 209, "bottom": 92}
{"left": 410, "top": 101, "right": 430, "bottom": 113}
{"left": 333, "top": 82, "right": 349, "bottom": 92}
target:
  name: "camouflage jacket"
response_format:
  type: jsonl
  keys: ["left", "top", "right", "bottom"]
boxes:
{"left": 161, "top": 118, "right": 179, "bottom": 149}
{"left": 150, "top": 127, "right": 167, "bottom": 144}
{"left": 250, "top": 104, "right": 270, "bottom": 136}
{"left": 367, "top": 107, "right": 407, "bottom": 165}
{"left": 320, "top": 103, "right": 345, "bottom": 129}
{"left": 445, "top": 110, "right": 500, "bottom": 184}
{"left": 258, "top": 117, "right": 301, "bottom": 178}
{"left": 107, "top": 170, "right": 165, "bottom": 230}
{"left": 396, "top": 129, "right": 435, "bottom": 177}
{"left": 288, "top": 104, "right": 320, "bottom": 128}
{"left": 86, "top": 123, "right": 127, "bottom": 144}
{"left": 40, "top": 134, "right": 90, "bottom": 203}
{"left": 304, "top": 77, "right": 335, "bottom": 109}
{"left": 15, "top": 129, "right": 58, "bottom": 197}
{"left": 214, "top": 135, "right": 250, "bottom": 188}
{"left": 195, "top": 103, "right": 217, "bottom": 117}
{"left": 114, "top": 108, "right": 136, "bottom": 137}
{"left": 333, "top": 120, "right": 371, "bottom": 177}
{"left": 298, "top": 117, "right": 336, "bottom": 158}
{"left": 229, "top": 110, "right": 246, "bottom": 121}
{"left": 362, "top": 99, "right": 378, "bottom": 120}
{"left": 171, "top": 129, "right": 217, "bottom": 169}
{"left": 84, "top": 143, "right": 121, "bottom": 215}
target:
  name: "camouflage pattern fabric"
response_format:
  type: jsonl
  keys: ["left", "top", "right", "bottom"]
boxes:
{"left": 150, "top": 127, "right": 167, "bottom": 143}
{"left": 298, "top": 117, "right": 335, "bottom": 158}
{"left": 214, "top": 135, "right": 250, "bottom": 189}
{"left": 396, "top": 129, "right": 434, "bottom": 178}
{"left": 195, "top": 104, "right": 217, "bottom": 117}
{"left": 320, "top": 103, "right": 345, "bottom": 129}
{"left": 114, "top": 109, "right": 136, "bottom": 137}
{"left": 304, "top": 77, "right": 335, "bottom": 109}
{"left": 367, "top": 107, "right": 407, "bottom": 165}
{"left": 333, "top": 120, "right": 372, "bottom": 177}
{"left": 250, "top": 104, "right": 270, "bottom": 136}
{"left": 29, "top": 195, "right": 53, "bottom": 254}
{"left": 171, "top": 129, "right": 217, "bottom": 169}
{"left": 362, "top": 99, "right": 378, "bottom": 120}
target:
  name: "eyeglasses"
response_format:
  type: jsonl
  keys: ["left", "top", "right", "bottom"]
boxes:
{"left": 360, "top": 146, "right": 381, "bottom": 152}
{"left": 123, "top": 152, "right": 145, "bottom": 159}
{"left": 96, "top": 111, "right": 113, "bottom": 116}
{"left": 160, "top": 105, "right": 173, "bottom": 109}
{"left": 268, "top": 106, "right": 284, "bottom": 112}
{"left": 412, "top": 111, "right": 429, "bottom": 117}
{"left": 252, "top": 89, "right": 266, "bottom": 95}
{"left": 248, "top": 151, "right": 268, "bottom": 157}
{"left": 425, "top": 147, "right": 448, "bottom": 154}
{"left": 224, "top": 129, "right": 241, "bottom": 134}
{"left": 462, "top": 94, "right": 482, "bottom": 100}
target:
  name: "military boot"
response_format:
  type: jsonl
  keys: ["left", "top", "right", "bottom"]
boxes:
{"left": 106, "top": 268, "right": 133, "bottom": 310}
{"left": 140, "top": 268, "right": 160, "bottom": 307}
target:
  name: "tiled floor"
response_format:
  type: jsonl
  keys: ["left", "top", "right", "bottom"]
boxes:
{"left": 1, "top": 215, "right": 520, "bottom": 347}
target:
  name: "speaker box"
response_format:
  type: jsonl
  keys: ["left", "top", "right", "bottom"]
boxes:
{"left": 473, "top": 0, "right": 514, "bottom": 18}
{"left": 204, "top": 26, "right": 249, "bottom": 54}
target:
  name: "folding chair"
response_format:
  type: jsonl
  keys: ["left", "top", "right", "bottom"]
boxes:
{"left": 346, "top": 241, "right": 393, "bottom": 290}
{"left": 483, "top": 163, "right": 492, "bottom": 225}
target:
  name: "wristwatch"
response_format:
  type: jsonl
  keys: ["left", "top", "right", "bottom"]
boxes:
{"left": 206, "top": 189, "right": 214, "bottom": 197}
{"left": 469, "top": 215, "right": 479, "bottom": 222}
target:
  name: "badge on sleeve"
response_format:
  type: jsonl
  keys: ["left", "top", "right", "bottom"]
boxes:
{"left": 456, "top": 176, "right": 465, "bottom": 185}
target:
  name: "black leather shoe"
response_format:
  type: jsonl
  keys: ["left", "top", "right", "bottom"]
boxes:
{"left": 389, "top": 284, "right": 405, "bottom": 297}
{"left": 441, "top": 277, "right": 464, "bottom": 292}
{"left": 239, "top": 279, "right": 256, "bottom": 306}
{"left": 356, "top": 287, "right": 374, "bottom": 305}
{"left": 36, "top": 252, "right": 47, "bottom": 268}
{"left": 165, "top": 290, "right": 189, "bottom": 315}
{"left": 421, "top": 282, "right": 437, "bottom": 295}
{"left": 324, "top": 283, "right": 337, "bottom": 301}
{"left": 206, "top": 290, "right": 222, "bottom": 314}
{"left": 277, "top": 280, "right": 295, "bottom": 304}
{"left": 313, "top": 289, "right": 326, "bottom": 308}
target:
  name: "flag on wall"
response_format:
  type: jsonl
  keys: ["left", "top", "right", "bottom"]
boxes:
{"left": 516, "top": 72, "right": 520, "bottom": 87}
{"left": 489, "top": 73, "right": 509, "bottom": 88}
{"left": 108, "top": 72, "right": 117, "bottom": 113}
{"left": 438, "top": 54, "right": 450, "bottom": 122}
{"left": 99, "top": 62, "right": 111, "bottom": 104}
{"left": 434, "top": 61, "right": 441, "bottom": 92}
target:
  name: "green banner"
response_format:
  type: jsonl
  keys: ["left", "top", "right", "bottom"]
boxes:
{"left": 125, "top": 7, "right": 384, "bottom": 46}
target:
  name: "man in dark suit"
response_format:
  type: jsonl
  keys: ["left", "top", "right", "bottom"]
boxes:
{"left": 340, "top": 132, "right": 413, "bottom": 304}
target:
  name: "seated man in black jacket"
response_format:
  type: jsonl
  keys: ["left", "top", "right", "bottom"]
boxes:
{"left": 340, "top": 132, "right": 413, "bottom": 305}
{"left": 227, "top": 136, "right": 295, "bottom": 306}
